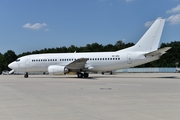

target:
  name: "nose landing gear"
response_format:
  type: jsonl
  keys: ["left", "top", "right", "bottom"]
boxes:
{"left": 24, "top": 72, "right": 28, "bottom": 78}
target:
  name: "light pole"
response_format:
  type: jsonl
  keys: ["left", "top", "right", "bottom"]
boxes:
{"left": 175, "top": 62, "right": 179, "bottom": 72}
{"left": 175, "top": 62, "right": 179, "bottom": 68}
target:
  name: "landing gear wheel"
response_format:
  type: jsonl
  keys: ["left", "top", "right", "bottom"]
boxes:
{"left": 110, "top": 71, "right": 113, "bottom": 75}
{"left": 24, "top": 72, "right": 28, "bottom": 78}
{"left": 77, "top": 72, "right": 83, "bottom": 78}
{"left": 84, "top": 73, "right": 89, "bottom": 78}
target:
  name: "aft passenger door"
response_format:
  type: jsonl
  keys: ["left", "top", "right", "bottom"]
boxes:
{"left": 127, "top": 54, "right": 132, "bottom": 64}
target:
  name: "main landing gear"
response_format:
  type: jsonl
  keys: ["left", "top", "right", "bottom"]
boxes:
{"left": 77, "top": 72, "right": 89, "bottom": 78}
{"left": 24, "top": 72, "right": 28, "bottom": 78}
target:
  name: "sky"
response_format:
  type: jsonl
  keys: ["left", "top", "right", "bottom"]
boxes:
{"left": 0, "top": 0, "right": 180, "bottom": 54}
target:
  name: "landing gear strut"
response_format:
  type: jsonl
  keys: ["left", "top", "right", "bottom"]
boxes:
{"left": 77, "top": 72, "right": 89, "bottom": 78}
{"left": 110, "top": 71, "right": 113, "bottom": 75}
{"left": 24, "top": 72, "right": 28, "bottom": 78}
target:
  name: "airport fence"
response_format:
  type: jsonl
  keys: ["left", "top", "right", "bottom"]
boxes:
{"left": 116, "top": 68, "right": 177, "bottom": 73}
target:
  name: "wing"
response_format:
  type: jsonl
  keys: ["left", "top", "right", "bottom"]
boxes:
{"left": 66, "top": 58, "right": 89, "bottom": 70}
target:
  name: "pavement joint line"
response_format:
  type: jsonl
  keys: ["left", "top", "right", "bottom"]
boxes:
{"left": 106, "top": 84, "right": 142, "bottom": 86}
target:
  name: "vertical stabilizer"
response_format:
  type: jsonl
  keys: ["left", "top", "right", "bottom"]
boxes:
{"left": 127, "top": 19, "right": 165, "bottom": 52}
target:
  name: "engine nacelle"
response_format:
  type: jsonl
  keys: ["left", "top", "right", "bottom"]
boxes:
{"left": 48, "top": 65, "right": 69, "bottom": 75}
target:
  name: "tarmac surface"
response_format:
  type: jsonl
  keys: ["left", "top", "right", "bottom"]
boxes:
{"left": 0, "top": 73, "right": 180, "bottom": 120}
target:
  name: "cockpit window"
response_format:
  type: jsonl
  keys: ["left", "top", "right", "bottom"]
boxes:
{"left": 15, "top": 59, "right": 20, "bottom": 62}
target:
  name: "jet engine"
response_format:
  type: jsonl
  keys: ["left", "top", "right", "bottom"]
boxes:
{"left": 48, "top": 65, "right": 69, "bottom": 75}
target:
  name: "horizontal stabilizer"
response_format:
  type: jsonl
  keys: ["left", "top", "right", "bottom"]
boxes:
{"left": 145, "top": 47, "right": 171, "bottom": 57}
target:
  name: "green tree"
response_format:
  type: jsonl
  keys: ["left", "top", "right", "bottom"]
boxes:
{"left": 115, "top": 40, "right": 125, "bottom": 50}
{"left": 103, "top": 44, "right": 116, "bottom": 51}
{"left": 0, "top": 53, "right": 4, "bottom": 73}
{"left": 3, "top": 50, "right": 17, "bottom": 70}
{"left": 85, "top": 43, "right": 104, "bottom": 52}
{"left": 68, "top": 45, "right": 78, "bottom": 52}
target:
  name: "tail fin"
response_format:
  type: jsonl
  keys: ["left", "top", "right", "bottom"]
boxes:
{"left": 122, "top": 19, "right": 165, "bottom": 52}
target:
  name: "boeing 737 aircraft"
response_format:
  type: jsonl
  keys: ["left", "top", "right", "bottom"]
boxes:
{"left": 8, "top": 19, "right": 171, "bottom": 78}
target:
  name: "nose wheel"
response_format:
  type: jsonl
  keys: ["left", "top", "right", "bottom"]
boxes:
{"left": 24, "top": 72, "right": 28, "bottom": 78}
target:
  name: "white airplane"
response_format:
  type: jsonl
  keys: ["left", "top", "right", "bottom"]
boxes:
{"left": 8, "top": 19, "right": 171, "bottom": 78}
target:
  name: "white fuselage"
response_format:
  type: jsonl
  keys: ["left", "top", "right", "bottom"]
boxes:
{"left": 9, "top": 51, "right": 159, "bottom": 73}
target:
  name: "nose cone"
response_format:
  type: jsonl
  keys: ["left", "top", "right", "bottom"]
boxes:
{"left": 8, "top": 62, "right": 18, "bottom": 70}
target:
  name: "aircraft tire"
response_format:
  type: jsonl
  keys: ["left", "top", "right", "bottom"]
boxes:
{"left": 77, "top": 73, "right": 83, "bottom": 78}
{"left": 84, "top": 73, "right": 89, "bottom": 78}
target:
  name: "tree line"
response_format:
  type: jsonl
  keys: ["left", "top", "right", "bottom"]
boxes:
{"left": 0, "top": 40, "right": 180, "bottom": 73}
